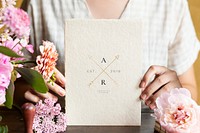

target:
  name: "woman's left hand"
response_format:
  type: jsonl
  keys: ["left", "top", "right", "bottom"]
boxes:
{"left": 139, "top": 65, "right": 182, "bottom": 110}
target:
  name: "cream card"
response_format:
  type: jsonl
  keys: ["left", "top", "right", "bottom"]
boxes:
{"left": 65, "top": 20, "right": 143, "bottom": 126}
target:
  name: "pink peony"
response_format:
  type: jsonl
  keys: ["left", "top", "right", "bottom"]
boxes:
{"left": 36, "top": 41, "right": 58, "bottom": 81}
{"left": 0, "top": 88, "right": 6, "bottom": 105}
{"left": 1, "top": 6, "right": 30, "bottom": 38}
{"left": 153, "top": 88, "right": 200, "bottom": 133}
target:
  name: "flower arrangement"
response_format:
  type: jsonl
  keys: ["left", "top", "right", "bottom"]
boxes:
{"left": 33, "top": 99, "right": 67, "bottom": 133}
{"left": 0, "top": 0, "right": 48, "bottom": 107}
{"left": 0, "top": 0, "right": 66, "bottom": 132}
{"left": 153, "top": 88, "right": 200, "bottom": 133}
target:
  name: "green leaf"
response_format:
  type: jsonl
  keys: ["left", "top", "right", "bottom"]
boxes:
{"left": 15, "top": 68, "right": 48, "bottom": 93}
{"left": 0, "top": 116, "right": 8, "bottom": 133}
{"left": 0, "top": 46, "right": 22, "bottom": 58}
{"left": 0, "top": 125, "right": 8, "bottom": 133}
{"left": 4, "top": 81, "right": 14, "bottom": 109}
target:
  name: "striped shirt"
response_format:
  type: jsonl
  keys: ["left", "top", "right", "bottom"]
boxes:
{"left": 22, "top": 0, "right": 200, "bottom": 108}
{"left": 22, "top": 0, "right": 200, "bottom": 76}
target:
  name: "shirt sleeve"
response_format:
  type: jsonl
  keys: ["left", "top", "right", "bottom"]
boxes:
{"left": 168, "top": 0, "right": 200, "bottom": 75}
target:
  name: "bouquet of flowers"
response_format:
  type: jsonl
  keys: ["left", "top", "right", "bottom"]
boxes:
{"left": 152, "top": 88, "right": 200, "bottom": 133}
{"left": 0, "top": 0, "right": 48, "bottom": 108}
{"left": 0, "top": 0, "right": 67, "bottom": 132}
{"left": 0, "top": 1, "right": 67, "bottom": 132}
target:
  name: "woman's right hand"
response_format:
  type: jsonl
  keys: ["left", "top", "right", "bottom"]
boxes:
{"left": 14, "top": 68, "right": 66, "bottom": 105}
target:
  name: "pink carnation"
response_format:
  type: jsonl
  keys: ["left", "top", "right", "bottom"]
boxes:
{"left": 1, "top": 6, "right": 30, "bottom": 38}
{"left": 36, "top": 41, "right": 58, "bottom": 81}
{"left": 153, "top": 88, "right": 200, "bottom": 133}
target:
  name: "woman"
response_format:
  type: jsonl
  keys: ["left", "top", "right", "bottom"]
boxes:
{"left": 19, "top": 0, "right": 200, "bottom": 110}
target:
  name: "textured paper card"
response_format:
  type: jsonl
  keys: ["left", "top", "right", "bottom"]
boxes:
{"left": 65, "top": 20, "right": 143, "bottom": 126}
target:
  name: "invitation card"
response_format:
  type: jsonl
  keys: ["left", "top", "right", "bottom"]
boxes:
{"left": 65, "top": 19, "right": 143, "bottom": 126}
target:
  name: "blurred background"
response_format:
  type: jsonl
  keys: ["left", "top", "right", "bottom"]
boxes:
{"left": 4, "top": 0, "right": 200, "bottom": 103}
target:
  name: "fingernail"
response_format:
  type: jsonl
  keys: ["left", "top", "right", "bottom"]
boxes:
{"left": 60, "top": 80, "right": 66, "bottom": 88}
{"left": 145, "top": 100, "right": 151, "bottom": 106}
{"left": 61, "top": 79, "right": 66, "bottom": 85}
{"left": 62, "top": 83, "right": 66, "bottom": 88}
{"left": 150, "top": 104, "right": 156, "bottom": 110}
{"left": 59, "top": 89, "right": 66, "bottom": 96}
{"left": 141, "top": 94, "right": 147, "bottom": 100}
{"left": 140, "top": 81, "right": 146, "bottom": 88}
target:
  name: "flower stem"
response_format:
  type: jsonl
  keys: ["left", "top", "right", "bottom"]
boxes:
{"left": 12, "top": 60, "right": 36, "bottom": 65}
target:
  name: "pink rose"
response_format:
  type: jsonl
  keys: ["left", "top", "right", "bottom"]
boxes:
{"left": 0, "top": 88, "right": 6, "bottom": 105}
{"left": 153, "top": 88, "right": 200, "bottom": 133}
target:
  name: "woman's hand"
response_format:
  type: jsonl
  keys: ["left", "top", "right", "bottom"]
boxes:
{"left": 139, "top": 65, "right": 182, "bottom": 110}
{"left": 14, "top": 68, "right": 66, "bottom": 104}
